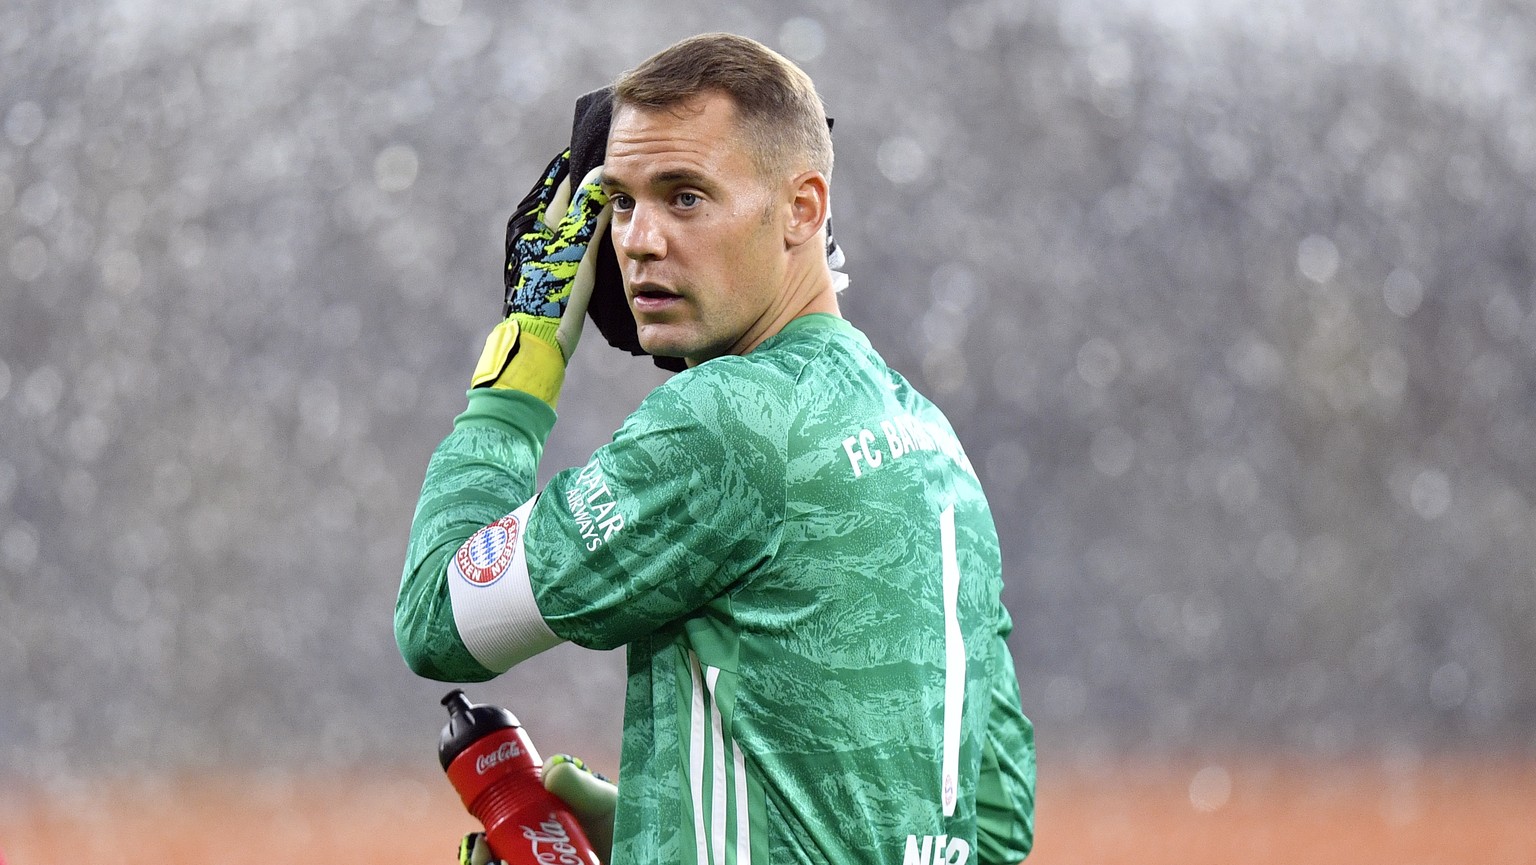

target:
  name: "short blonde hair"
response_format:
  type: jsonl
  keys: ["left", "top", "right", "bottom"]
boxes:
{"left": 613, "top": 32, "right": 834, "bottom": 181}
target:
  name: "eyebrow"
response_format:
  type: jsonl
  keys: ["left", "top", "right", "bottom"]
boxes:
{"left": 600, "top": 167, "right": 710, "bottom": 190}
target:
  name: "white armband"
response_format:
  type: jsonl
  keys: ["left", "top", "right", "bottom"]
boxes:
{"left": 447, "top": 495, "right": 562, "bottom": 673}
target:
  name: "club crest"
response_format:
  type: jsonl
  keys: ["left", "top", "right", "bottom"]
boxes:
{"left": 454, "top": 514, "right": 521, "bottom": 587}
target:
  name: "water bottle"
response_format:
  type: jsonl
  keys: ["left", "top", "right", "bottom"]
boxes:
{"left": 438, "top": 689, "right": 600, "bottom": 865}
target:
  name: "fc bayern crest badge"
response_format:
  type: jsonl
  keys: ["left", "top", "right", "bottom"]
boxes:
{"left": 454, "top": 514, "right": 521, "bottom": 587}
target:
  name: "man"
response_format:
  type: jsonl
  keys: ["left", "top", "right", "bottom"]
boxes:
{"left": 397, "top": 32, "right": 1035, "bottom": 865}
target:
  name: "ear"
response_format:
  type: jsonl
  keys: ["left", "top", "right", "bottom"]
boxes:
{"left": 783, "top": 170, "right": 829, "bottom": 250}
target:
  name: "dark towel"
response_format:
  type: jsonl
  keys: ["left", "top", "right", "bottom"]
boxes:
{"left": 567, "top": 87, "right": 683, "bottom": 370}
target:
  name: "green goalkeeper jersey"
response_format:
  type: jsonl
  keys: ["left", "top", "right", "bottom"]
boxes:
{"left": 397, "top": 314, "right": 1035, "bottom": 865}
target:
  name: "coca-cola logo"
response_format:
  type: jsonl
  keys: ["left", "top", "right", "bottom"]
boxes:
{"left": 521, "top": 814, "right": 585, "bottom": 864}
{"left": 474, "top": 740, "right": 522, "bottom": 775}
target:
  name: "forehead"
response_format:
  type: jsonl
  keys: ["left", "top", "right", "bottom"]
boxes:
{"left": 603, "top": 92, "right": 755, "bottom": 185}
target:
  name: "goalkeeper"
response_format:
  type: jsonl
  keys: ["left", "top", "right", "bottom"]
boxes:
{"left": 397, "top": 32, "right": 1035, "bottom": 865}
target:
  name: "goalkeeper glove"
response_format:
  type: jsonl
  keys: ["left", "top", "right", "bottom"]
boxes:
{"left": 471, "top": 150, "right": 611, "bottom": 408}
{"left": 456, "top": 754, "right": 618, "bottom": 865}
{"left": 542, "top": 754, "right": 617, "bottom": 860}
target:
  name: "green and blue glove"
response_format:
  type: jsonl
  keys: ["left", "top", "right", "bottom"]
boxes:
{"left": 471, "top": 149, "right": 611, "bottom": 408}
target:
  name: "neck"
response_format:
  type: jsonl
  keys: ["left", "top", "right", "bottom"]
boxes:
{"left": 694, "top": 260, "right": 841, "bottom": 366}
{"left": 792, "top": 261, "right": 842, "bottom": 319}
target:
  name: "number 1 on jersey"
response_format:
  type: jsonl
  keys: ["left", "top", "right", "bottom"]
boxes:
{"left": 939, "top": 503, "right": 965, "bottom": 818}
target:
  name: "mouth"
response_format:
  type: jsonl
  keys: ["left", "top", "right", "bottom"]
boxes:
{"left": 628, "top": 282, "right": 683, "bottom": 314}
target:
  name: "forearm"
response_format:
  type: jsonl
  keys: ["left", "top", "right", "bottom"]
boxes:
{"left": 395, "top": 388, "right": 557, "bottom": 681}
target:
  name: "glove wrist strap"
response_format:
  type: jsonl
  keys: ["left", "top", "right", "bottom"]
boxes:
{"left": 471, "top": 315, "right": 567, "bottom": 409}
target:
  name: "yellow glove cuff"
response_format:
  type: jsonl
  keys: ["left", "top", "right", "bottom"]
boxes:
{"left": 470, "top": 316, "right": 566, "bottom": 409}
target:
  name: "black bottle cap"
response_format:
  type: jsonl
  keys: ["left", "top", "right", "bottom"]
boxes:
{"left": 438, "top": 689, "right": 522, "bottom": 770}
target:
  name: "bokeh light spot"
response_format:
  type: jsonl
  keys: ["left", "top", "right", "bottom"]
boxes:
{"left": 877, "top": 136, "right": 928, "bottom": 185}
{"left": 1076, "top": 337, "right": 1123, "bottom": 387}
{"left": 1409, "top": 469, "right": 1451, "bottom": 520}
{"left": 1383, "top": 268, "right": 1424, "bottom": 317}
{"left": 8, "top": 235, "right": 47, "bottom": 281}
{"left": 1090, "top": 426, "right": 1135, "bottom": 477}
{"left": 4, "top": 100, "right": 45, "bottom": 146}
{"left": 1297, "top": 234, "right": 1341, "bottom": 283}
{"left": 1189, "top": 765, "right": 1232, "bottom": 813}
{"left": 417, "top": 0, "right": 462, "bottom": 27}
{"left": 374, "top": 144, "right": 420, "bottom": 192}
{"left": 778, "top": 17, "right": 826, "bottom": 62}
{"left": 1429, "top": 662, "right": 1470, "bottom": 710}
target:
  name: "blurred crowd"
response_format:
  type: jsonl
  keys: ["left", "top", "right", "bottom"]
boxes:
{"left": 2, "top": 0, "right": 1533, "bottom": 781}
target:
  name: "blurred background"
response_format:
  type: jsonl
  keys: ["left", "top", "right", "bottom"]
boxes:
{"left": 2, "top": 0, "right": 1535, "bottom": 860}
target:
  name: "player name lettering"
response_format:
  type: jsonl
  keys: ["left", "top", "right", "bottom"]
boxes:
{"left": 522, "top": 815, "right": 584, "bottom": 864}
{"left": 903, "top": 833, "right": 971, "bottom": 865}
{"left": 474, "top": 740, "right": 523, "bottom": 775}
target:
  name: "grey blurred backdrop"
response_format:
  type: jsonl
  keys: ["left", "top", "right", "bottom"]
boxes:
{"left": 3, "top": 0, "right": 1534, "bottom": 784}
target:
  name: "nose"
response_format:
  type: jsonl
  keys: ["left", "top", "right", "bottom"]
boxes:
{"left": 614, "top": 202, "right": 665, "bottom": 261}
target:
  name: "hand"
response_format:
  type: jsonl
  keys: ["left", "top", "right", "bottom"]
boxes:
{"left": 454, "top": 754, "right": 616, "bottom": 865}
{"left": 502, "top": 150, "right": 611, "bottom": 355}
{"left": 457, "top": 832, "right": 497, "bottom": 865}
{"left": 472, "top": 150, "right": 611, "bottom": 406}
{"left": 542, "top": 754, "right": 617, "bottom": 862}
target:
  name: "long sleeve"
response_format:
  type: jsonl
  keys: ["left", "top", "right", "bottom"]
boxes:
{"left": 394, "top": 387, "right": 556, "bottom": 682}
{"left": 975, "top": 611, "right": 1036, "bottom": 864}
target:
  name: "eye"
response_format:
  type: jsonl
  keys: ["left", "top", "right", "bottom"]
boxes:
{"left": 675, "top": 191, "right": 700, "bottom": 208}
{"left": 610, "top": 193, "right": 635, "bottom": 212}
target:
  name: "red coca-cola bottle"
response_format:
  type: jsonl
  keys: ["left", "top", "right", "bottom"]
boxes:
{"left": 438, "top": 689, "right": 600, "bottom": 865}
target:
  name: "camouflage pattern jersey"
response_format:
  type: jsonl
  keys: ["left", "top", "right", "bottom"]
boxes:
{"left": 396, "top": 313, "right": 1036, "bottom": 865}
